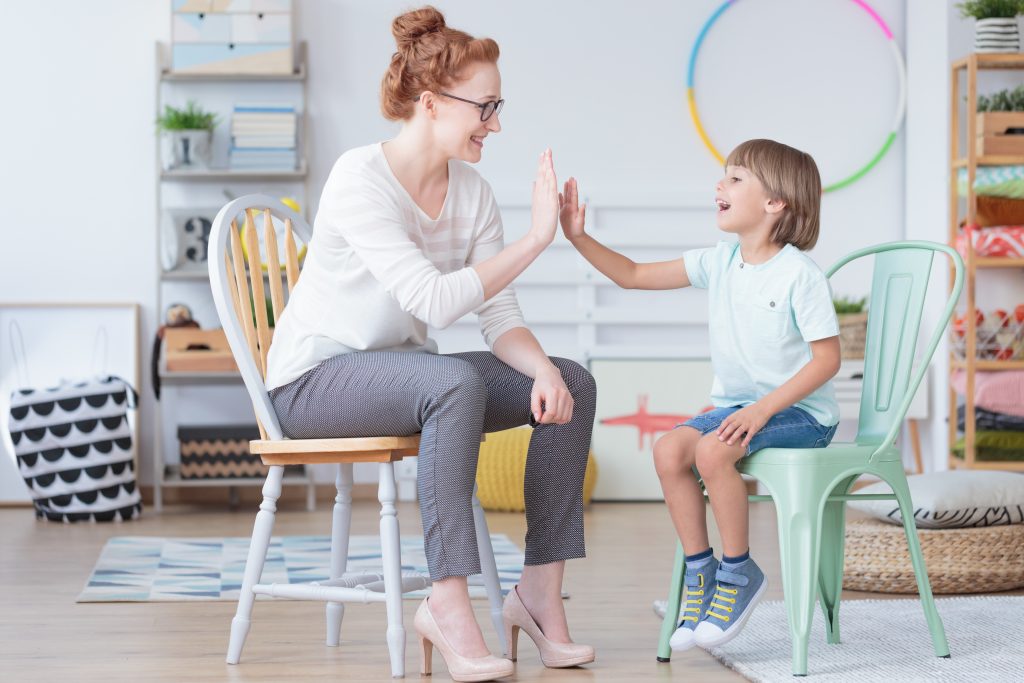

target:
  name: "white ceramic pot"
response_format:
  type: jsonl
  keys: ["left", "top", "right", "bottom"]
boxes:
{"left": 975, "top": 18, "right": 1020, "bottom": 54}
{"left": 161, "top": 129, "right": 213, "bottom": 170}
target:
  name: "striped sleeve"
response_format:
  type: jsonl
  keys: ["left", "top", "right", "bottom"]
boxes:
{"left": 467, "top": 183, "right": 526, "bottom": 348}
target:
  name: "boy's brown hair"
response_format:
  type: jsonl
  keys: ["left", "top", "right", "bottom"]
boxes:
{"left": 726, "top": 139, "right": 822, "bottom": 250}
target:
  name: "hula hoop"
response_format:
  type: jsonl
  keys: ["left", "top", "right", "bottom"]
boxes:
{"left": 686, "top": 0, "right": 906, "bottom": 193}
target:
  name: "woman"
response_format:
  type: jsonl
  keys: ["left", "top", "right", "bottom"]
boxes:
{"left": 264, "top": 6, "right": 596, "bottom": 681}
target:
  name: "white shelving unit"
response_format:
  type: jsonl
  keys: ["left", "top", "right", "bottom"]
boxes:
{"left": 152, "top": 40, "right": 314, "bottom": 511}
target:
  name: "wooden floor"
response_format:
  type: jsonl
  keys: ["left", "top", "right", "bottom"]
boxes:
{"left": 0, "top": 499, "right": 990, "bottom": 682}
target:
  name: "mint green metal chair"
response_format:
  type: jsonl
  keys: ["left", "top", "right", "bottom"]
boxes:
{"left": 656, "top": 241, "right": 963, "bottom": 676}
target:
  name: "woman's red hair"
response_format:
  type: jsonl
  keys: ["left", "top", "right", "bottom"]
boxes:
{"left": 380, "top": 6, "right": 500, "bottom": 121}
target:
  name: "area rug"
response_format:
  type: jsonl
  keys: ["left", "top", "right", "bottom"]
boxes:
{"left": 78, "top": 534, "right": 523, "bottom": 602}
{"left": 655, "top": 595, "right": 1023, "bottom": 682}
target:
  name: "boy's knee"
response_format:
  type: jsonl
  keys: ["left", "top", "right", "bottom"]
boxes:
{"left": 653, "top": 431, "right": 693, "bottom": 477}
{"left": 694, "top": 436, "right": 728, "bottom": 476}
{"left": 652, "top": 435, "right": 676, "bottom": 476}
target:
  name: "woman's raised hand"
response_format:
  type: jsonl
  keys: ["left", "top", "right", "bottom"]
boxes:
{"left": 559, "top": 177, "right": 587, "bottom": 242}
{"left": 529, "top": 149, "right": 559, "bottom": 247}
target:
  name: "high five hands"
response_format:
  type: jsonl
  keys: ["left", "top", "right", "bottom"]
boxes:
{"left": 530, "top": 149, "right": 560, "bottom": 247}
{"left": 559, "top": 177, "right": 586, "bottom": 242}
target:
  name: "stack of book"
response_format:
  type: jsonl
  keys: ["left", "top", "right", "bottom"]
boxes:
{"left": 229, "top": 103, "right": 298, "bottom": 171}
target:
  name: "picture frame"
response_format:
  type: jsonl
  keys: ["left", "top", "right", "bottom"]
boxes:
{"left": 0, "top": 303, "right": 140, "bottom": 505}
{"left": 589, "top": 358, "right": 715, "bottom": 501}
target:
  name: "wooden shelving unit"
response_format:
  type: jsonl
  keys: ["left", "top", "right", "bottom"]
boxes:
{"left": 948, "top": 53, "right": 1024, "bottom": 472}
{"left": 152, "top": 40, "right": 316, "bottom": 509}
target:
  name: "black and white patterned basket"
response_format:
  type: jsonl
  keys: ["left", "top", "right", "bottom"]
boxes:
{"left": 8, "top": 376, "right": 141, "bottom": 522}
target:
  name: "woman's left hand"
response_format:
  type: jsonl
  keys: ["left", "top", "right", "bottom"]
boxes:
{"left": 716, "top": 403, "right": 771, "bottom": 448}
{"left": 531, "top": 365, "right": 574, "bottom": 425}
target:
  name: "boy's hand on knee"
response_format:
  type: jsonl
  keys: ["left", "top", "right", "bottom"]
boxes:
{"left": 717, "top": 404, "right": 770, "bottom": 448}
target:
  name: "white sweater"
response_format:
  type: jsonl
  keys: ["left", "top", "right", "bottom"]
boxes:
{"left": 265, "top": 142, "right": 526, "bottom": 391}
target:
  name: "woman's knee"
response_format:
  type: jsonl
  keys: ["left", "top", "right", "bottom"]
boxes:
{"left": 551, "top": 357, "right": 596, "bottom": 403}
{"left": 433, "top": 357, "right": 486, "bottom": 404}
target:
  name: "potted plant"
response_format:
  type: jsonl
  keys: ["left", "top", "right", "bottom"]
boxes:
{"left": 834, "top": 295, "right": 868, "bottom": 360}
{"left": 957, "top": 1, "right": 1024, "bottom": 53}
{"left": 157, "top": 101, "right": 218, "bottom": 170}
{"left": 975, "top": 85, "right": 1024, "bottom": 155}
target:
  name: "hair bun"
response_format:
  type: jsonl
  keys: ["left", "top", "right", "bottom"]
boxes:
{"left": 392, "top": 6, "right": 447, "bottom": 50}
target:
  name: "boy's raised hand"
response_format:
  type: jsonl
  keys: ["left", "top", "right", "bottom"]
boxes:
{"left": 559, "top": 177, "right": 587, "bottom": 242}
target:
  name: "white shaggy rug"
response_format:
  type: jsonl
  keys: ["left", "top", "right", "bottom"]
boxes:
{"left": 654, "top": 595, "right": 1023, "bottom": 682}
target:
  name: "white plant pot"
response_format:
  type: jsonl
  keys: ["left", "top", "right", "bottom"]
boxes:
{"left": 975, "top": 18, "right": 1020, "bottom": 54}
{"left": 161, "top": 129, "right": 213, "bottom": 170}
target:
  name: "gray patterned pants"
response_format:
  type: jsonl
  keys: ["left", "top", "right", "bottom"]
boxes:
{"left": 269, "top": 351, "right": 597, "bottom": 580}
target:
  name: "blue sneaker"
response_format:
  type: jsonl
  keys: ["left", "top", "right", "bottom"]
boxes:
{"left": 693, "top": 558, "right": 767, "bottom": 648}
{"left": 669, "top": 557, "right": 719, "bottom": 651}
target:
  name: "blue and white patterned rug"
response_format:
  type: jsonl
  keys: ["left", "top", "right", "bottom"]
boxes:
{"left": 78, "top": 534, "right": 523, "bottom": 602}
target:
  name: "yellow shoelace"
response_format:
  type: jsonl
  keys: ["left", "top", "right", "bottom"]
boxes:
{"left": 707, "top": 585, "right": 738, "bottom": 623}
{"left": 680, "top": 573, "right": 706, "bottom": 623}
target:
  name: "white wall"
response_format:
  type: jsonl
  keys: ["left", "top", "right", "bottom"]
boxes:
{"left": 2, "top": 1, "right": 927, "bottom": 489}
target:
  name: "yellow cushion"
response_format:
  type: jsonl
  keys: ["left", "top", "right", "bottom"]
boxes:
{"left": 476, "top": 426, "right": 598, "bottom": 512}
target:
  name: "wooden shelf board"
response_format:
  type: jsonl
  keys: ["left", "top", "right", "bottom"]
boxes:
{"left": 953, "top": 155, "right": 1024, "bottom": 168}
{"left": 950, "top": 358, "right": 1024, "bottom": 370}
{"left": 953, "top": 53, "right": 1024, "bottom": 71}
{"left": 161, "top": 466, "right": 310, "bottom": 487}
{"left": 976, "top": 257, "right": 1024, "bottom": 268}
{"left": 161, "top": 160, "right": 307, "bottom": 181}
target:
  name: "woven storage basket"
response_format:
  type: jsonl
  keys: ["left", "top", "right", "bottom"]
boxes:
{"left": 475, "top": 426, "right": 597, "bottom": 512}
{"left": 844, "top": 517, "right": 1024, "bottom": 594}
{"left": 838, "top": 312, "right": 867, "bottom": 359}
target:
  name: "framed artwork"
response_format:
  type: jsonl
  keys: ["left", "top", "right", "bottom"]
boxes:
{"left": 589, "top": 358, "right": 715, "bottom": 501}
{"left": 0, "top": 303, "right": 140, "bottom": 505}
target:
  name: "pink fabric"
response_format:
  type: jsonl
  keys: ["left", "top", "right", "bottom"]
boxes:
{"left": 951, "top": 370, "right": 1024, "bottom": 418}
{"left": 955, "top": 226, "right": 1024, "bottom": 258}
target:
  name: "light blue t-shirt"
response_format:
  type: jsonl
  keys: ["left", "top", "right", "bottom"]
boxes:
{"left": 683, "top": 241, "right": 840, "bottom": 427}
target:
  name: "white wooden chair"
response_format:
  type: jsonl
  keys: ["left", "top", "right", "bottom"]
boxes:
{"left": 208, "top": 194, "right": 506, "bottom": 678}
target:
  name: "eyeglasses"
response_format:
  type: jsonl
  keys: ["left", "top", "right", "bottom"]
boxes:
{"left": 437, "top": 92, "right": 505, "bottom": 121}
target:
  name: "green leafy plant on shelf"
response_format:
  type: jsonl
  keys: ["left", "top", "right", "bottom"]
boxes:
{"left": 156, "top": 100, "right": 219, "bottom": 132}
{"left": 833, "top": 295, "right": 867, "bottom": 315}
{"left": 956, "top": 0, "right": 1024, "bottom": 19}
{"left": 976, "top": 85, "right": 1024, "bottom": 112}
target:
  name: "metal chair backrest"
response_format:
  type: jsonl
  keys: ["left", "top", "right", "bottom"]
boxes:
{"left": 825, "top": 241, "right": 963, "bottom": 457}
{"left": 209, "top": 194, "right": 309, "bottom": 441}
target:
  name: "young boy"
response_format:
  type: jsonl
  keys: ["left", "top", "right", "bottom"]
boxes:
{"left": 560, "top": 139, "right": 841, "bottom": 649}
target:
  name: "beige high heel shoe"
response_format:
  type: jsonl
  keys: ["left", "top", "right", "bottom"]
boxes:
{"left": 502, "top": 585, "right": 595, "bottom": 668}
{"left": 414, "top": 598, "right": 514, "bottom": 682}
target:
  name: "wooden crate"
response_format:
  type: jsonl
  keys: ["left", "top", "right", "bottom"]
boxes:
{"left": 164, "top": 328, "right": 237, "bottom": 373}
{"left": 975, "top": 111, "right": 1024, "bottom": 155}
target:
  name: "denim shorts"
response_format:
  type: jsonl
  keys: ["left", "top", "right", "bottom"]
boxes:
{"left": 678, "top": 405, "right": 838, "bottom": 456}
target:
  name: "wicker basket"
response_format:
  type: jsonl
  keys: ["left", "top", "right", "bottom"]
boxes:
{"left": 843, "top": 518, "right": 1024, "bottom": 594}
{"left": 475, "top": 426, "right": 597, "bottom": 512}
{"left": 838, "top": 312, "right": 867, "bottom": 359}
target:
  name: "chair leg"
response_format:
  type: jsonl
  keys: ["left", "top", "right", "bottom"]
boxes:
{"left": 379, "top": 462, "right": 406, "bottom": 678}
{"left": 226, "top": 466, "right": 284, "bottom": 664}
{"left": 326, "top": 463, "right": 354, "bottom": 647}
{"left": 887, "top": 470, "right": 951, "bottom": 658}
{"left": 656, "top": 541, "right": 687, "bottom": 662}
{"left": 472, "top": 485, "right": 506, "bottom": 655}
{"left": 774, "top": 490, "right": 828, "bottom": 676}
{"left": 818, "top": 476, "right": 856, "bottom": 645}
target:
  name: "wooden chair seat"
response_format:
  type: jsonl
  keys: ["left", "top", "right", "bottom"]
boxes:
{"left": 251, "top": 436, "right": 422, "bottom": 465}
